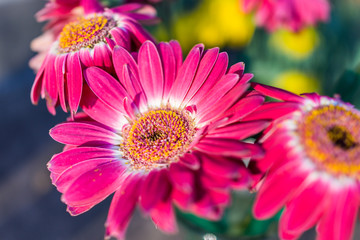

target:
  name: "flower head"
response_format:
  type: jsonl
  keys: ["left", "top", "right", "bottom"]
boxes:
{"left": 30, "top": 0, "right": 156, "bottom": 115}
{"left": 243, "top": 0, "right": 330, "bottom": 32}
{"left": 251, "top": 83, "right": 360, "bottom": 240}
{"left": 48, "top": 41, "right": 267, "bottom": 239}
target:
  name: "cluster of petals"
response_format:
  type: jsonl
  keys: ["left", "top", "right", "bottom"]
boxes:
{"left": 243, "top": 0, "right": 330, "bottom": 32}
{"left": 48, "top": 40, "right": 269, "bottom": 239}
{"left": 250, "top": 83, "right": 360, "bottom": 240}
{"left": 31, "top": 0, "right": 156, "bottom": 115}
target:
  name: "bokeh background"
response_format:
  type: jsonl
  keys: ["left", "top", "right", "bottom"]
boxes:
{"left": 1, "top": 0, "right": 360, "bottom": 239}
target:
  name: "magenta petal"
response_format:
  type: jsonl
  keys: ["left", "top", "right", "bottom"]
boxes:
{"left": 253, "top": 169, "right": 308, "bottom": 219}
{"left": 50, "top": 122, "right": 121, "bottom": 146}
{"left": 138, "top": 41, "right": 164, "bottom": 105}
{"left": 150, "top": 200, "right": 178, "bottom": 234}
{"left": 124, "top": 20, "right": 155, "bottom": 45}
{"left": 183, "top": 47, "right": 219, "bottom": 104}
{"left": 79, "top": 48, "right": 95, "bottom": 67}
{"left": 208, "top": 120, "right": 269, "bottom": 140}
{"left": 158, "top": 42, "right": 176, "bottom": 101}
{"left": 60, "top": 159, "right": 126, "bottom": 206}
{"left": 179, "top": 153, "right": 200, "bottom": 171}
{"left": 55, "top": 54, "right": 68, "bottom": 112}
{"left": 81, "top": 85, "right": 127, "bottom": 131}
{"left": 317, "top": 186, "right": 359, "bottom": 240}
{"left": 84, "top": 67, "right": 130, "bottom": 113}
{"left": 81, "top": 0, "right": 104, "bottom": 14}
{"left": 44, "top": 55, "right": 58, "bottom": 113}
{"left": 105, "top": 174, "right": 142, "bottom": 240}
{"left": 242, "top": 102, "right": 301, "bottom": 121}
{"left": 113, "top": 46, "right": 139, "bottom": 87}
{"left": 93, "top": 43, "right": 113, "bottom": 72}
{"left": 188, "top": 52, "right": 228, "bottom": 105}
{"left": 228, "top": 62, "right": 245, "bottom": 76}
{"left": 67, "top": 204, "right": 96, "bottom": 216}
{"left": 66, "top": 52, "right": 83, "bottom": 115}
{"left": 169, "top": 162, "right": 194, "bottom": 193}
{"left": 169, "top": 44, "right": 202, "bottom": 107}
{"left": 31, "top": 55, "right": 47, "bottom": 104}
{"left": 279, "top": 179, "right": 328, "bottom": 236}
{"left": 48, "top": 146, "right": 117, "bottom": 176}
{"left": 140, "top": 169, "right": 172, "bottom": 212}
{"left": 251, "top": 82, "right": 303, "bottom": 102}
{"left": 200, "top": 153, "right": 246, "bottom": 177}
{"left": 196, "top": 137, "right": 264, "bottom": 158}
{"left": 111, "top": 28, "right": 131, "bottom": 51}
{"left": 169, "top": 40, "right": 183, "bottom": 72}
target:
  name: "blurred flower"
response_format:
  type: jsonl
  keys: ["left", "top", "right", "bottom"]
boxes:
{"left": 173, "top": 0, "right": 255, "bottom": 50}
{"left": 251, "top": 83, "right": 360, "bottom": 240}
{"left": 48, "top": 41, "right": 267, "bottom": 240}
{"left": 30, "top": 0, "right": 156, "bottom": 115}
{"left": 243, "top": 0, "right": 330, "bottom": 32}
{"left": 269, "top": 27, "right": 319, "bottom": 60}
{"left": 273, "top": 70, "right": 320, "bottom": 94}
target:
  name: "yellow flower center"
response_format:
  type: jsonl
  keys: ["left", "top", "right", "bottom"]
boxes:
{"left": 299, "top": 105, "right": 360, "bottom": 177}
{"left": 58, "top": 15, "right": 115, "bottom": 53}
{"left": 122, "top": 109, "right": 196, "bottom": 171}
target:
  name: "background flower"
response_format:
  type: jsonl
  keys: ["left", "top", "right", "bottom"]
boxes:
{"left": 30, "top": 0, "right": 156, "bottom": 115}
{"left": 250, "top": 83, "right": 360, "bottom": 240}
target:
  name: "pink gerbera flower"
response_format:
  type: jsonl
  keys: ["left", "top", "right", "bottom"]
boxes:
{"left": 31, "top": 0, "right": 156, "bottom": 115}
{"left": 48, "top": 41, "right": 268, "bottom": 239}
{"left": 251, "top": 83, "right": 360, "bottom": 240}
{"left": 243, "top": 0, "right": 330, "bottom": 32}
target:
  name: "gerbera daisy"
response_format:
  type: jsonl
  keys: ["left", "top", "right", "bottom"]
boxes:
{"left": 30, "top": 0, "right": 156, "bottom": 115}
{"left": 243, "top": 0, "right": 330, "bottom": 32}
{"left": 251, "top": 83, "right": 360, "bottom": 240}
{"left": 48, "top": 40, "right": 268, "bottom": 239}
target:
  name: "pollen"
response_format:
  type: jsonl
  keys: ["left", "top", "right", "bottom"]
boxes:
{"left": 58, "top": 15, "right": 115, "bottom": 53}
{"left": 298, "top": 105, "right": 360, "bottom": 177}
{"left": 122, "top": 109, "right": 196, "bottom": 171}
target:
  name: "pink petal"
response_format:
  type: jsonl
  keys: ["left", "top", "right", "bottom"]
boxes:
{"left": 138, "top": 41, "right": 164, "bottom": 105}
{"left": 44, "top": 55, "right": 58, "bottom": 114}
{"left": 150, "top": 200, "right": 178, "bottom": 234}
{"left": 169, "top": 40, "right": 183, "bottom": 72}
{"left": 82, "top": 0, "right": 104, "bottom": 14}
{"left": 105, "top": 174, "right": 143, "bottom": 240}
{"left": 182, "top": 47, "right": 219, "bottom": 105}
{"left": 242, "top": 102, "right": 301, "bottom": 121}
{"left": 48, "top": 146, "right": 118, "bottom": 176}
{"left": 93, "top": 43, "right": 113, "bottom": 73}
{"left": 317, "top": 185, "right": 359, "bottom": 240}
{"left": 227, "top": 62, "right": 245, "bottom": 76}
{"left": 199, "top": 152, "right": 246, "bottom": 177}
{"left": 84, "top": 66, "right": 131, "bottom": 114}
{"left": 110, "top": 28, "right": 131, "bottom": 50}
{"left": 169, "top": 162, "right": 195, "bottom": 193}
{"left": 31, "top": 59, "right": 46, "bottom": 105}
{"left": 80, "top": 85, "right": 127, "bottom": 131}
{"left": 67, "top": 204, "right": 96, "bottom": 216}
{"left": 253, "top": 168, "right": 308, "bottom": 219}
{"left": 222, "top": 94, "right": 265, "bottom": 125}
{"left": 208, "top": 120, "right": 269, "bottom": 140}
{"left": 140, "top": 169, "right": 172, "bottom": 212}
{"left": 279, "top": 179, "right": 329, "bottom": 236}
{"left": 168, "top": 44, "right": 203, "bottom": 107}
{"left": 66, "top": 52, "right": 83, "bottom": 115}
{"left": 158, "top": 42, "right": 176, "bottom": 101}
{"left": 179, "top": 153, "right": 200, "bottom": 171}
{"left": 124, "top": 20, "right": 155, "bottom": 46}
{"left": 195, "top": 137, "right": 264, "bottom": 158}
{"left": 113, "top": 46, "right": 139, "bottom": 87}
{"left": 187, "top": 52, "right": 228, "bottom": 106}
{"left": 251, "top": 82, "right": 303, "bottom": 102}
{"left": 50, "top": 122, "right": 121, "bottom": 146}
{"left": 55, "top": 54, "right": 67, "bottom": 112}
{"left": 79, "top": 48, "right": 94, "bottom": 67}
{"left": 60, "top": 159, "right": 126, "bottom": 206}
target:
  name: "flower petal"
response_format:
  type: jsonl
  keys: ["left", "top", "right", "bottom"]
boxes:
{"left": 150, "top": 200, "right": 178, "bottom": 234}
{"left": 50, "top": 122, "right": 121, "bottom": 146}
{"left": 251, "top": 82, "right": 303, "bottom": 102}
{"left": 105, "top": 174, "right": 143, "bottom": 240}
{"left": 66, "top": 52, "right": 83, "bottom": 115}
